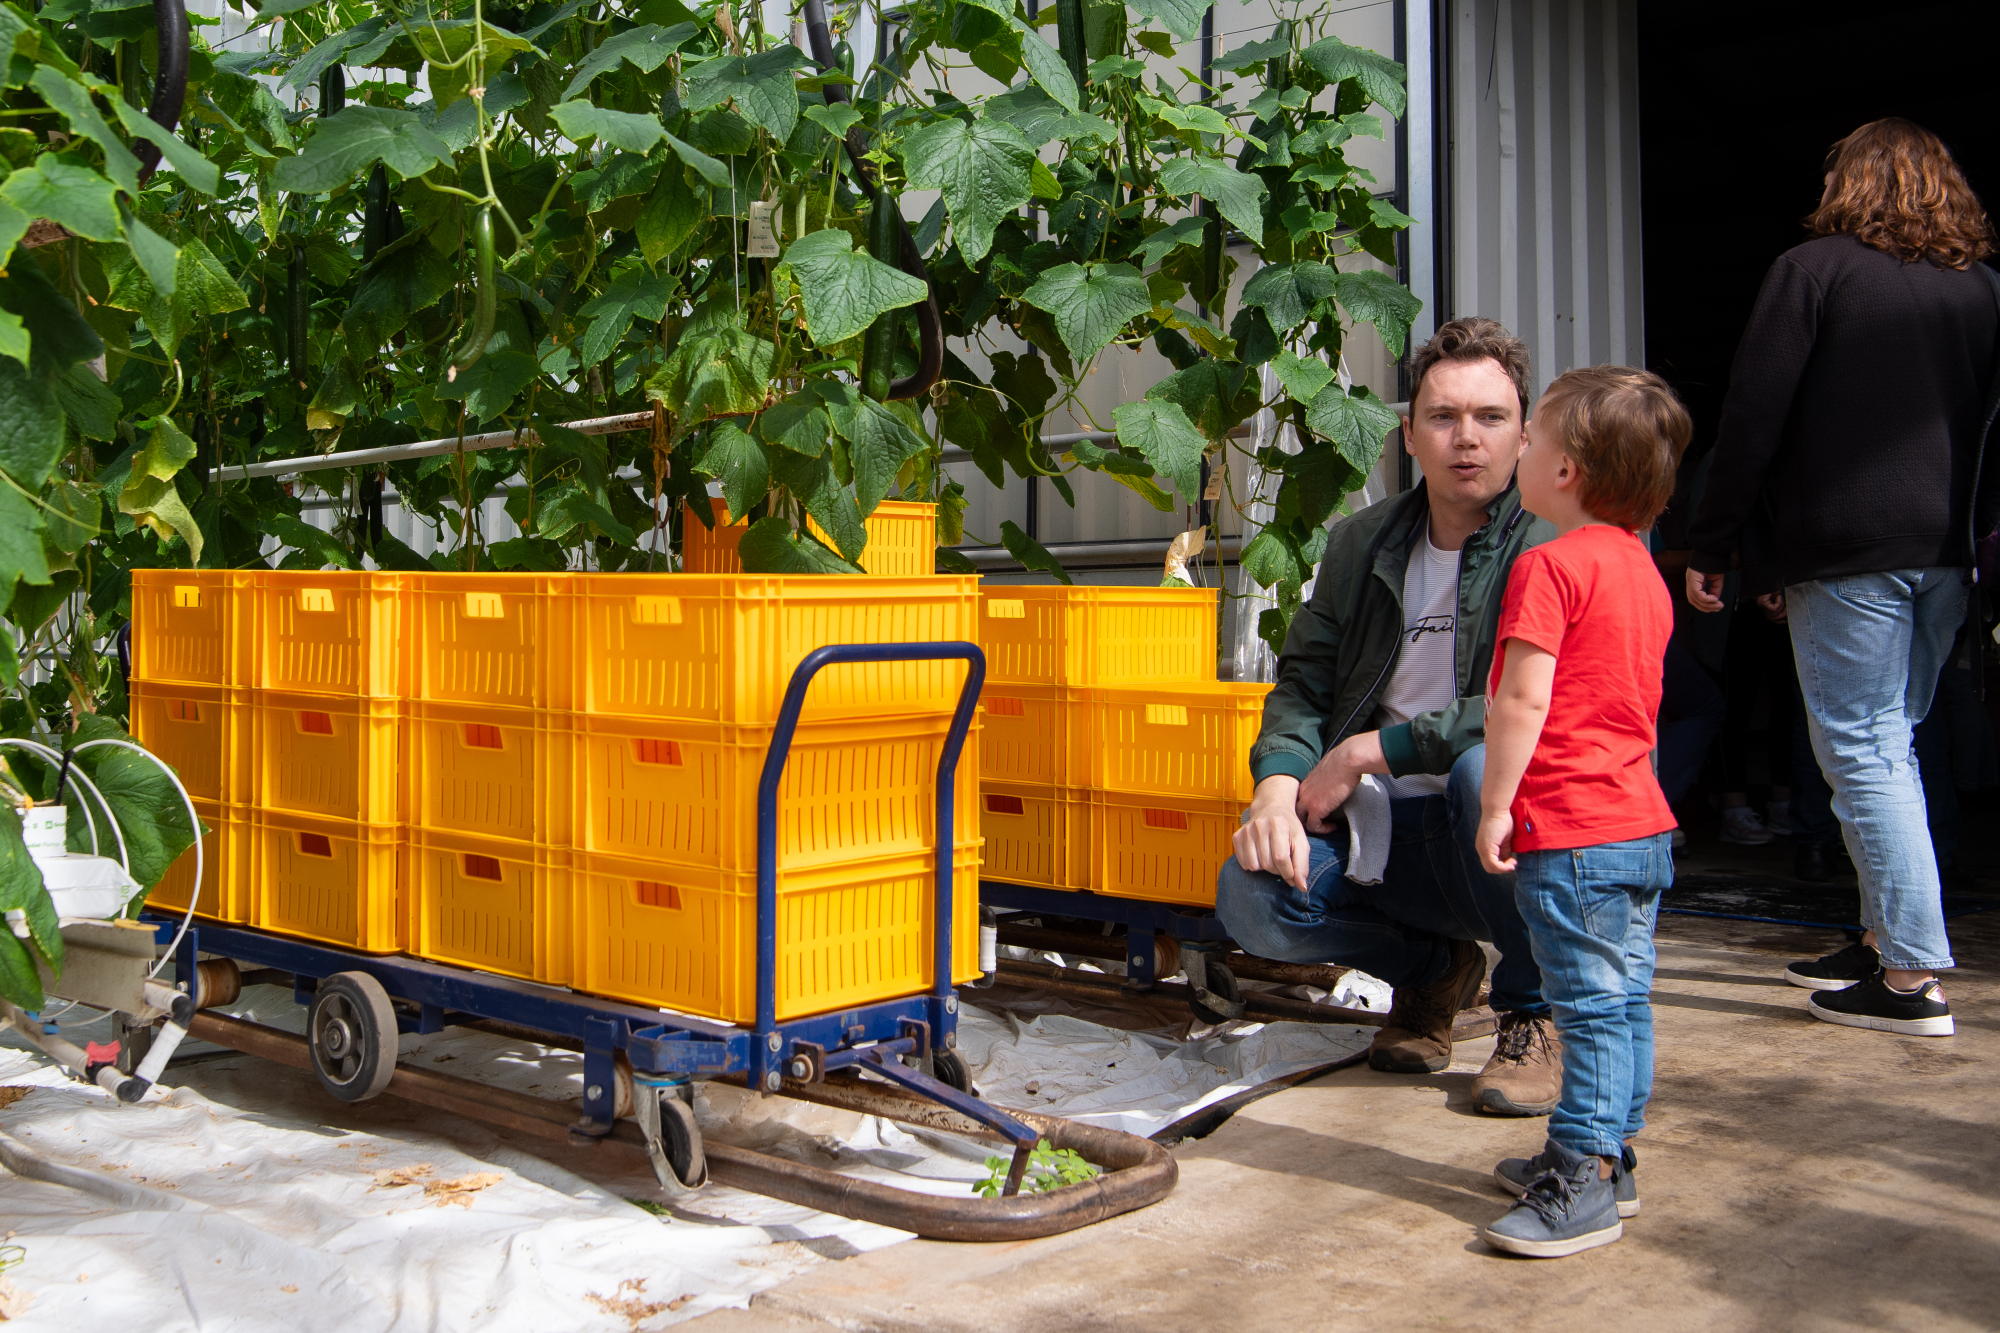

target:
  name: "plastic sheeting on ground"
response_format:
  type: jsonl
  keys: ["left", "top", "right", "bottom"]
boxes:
{"left": 0, "top": 983, "right": 1376, "bottom": 1330}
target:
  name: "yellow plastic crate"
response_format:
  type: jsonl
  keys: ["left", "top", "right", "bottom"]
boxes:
{"left": 1089, "top": 682, "right": 1270, "bottom": 803}
{"left": 573, "top": 573, "right": 979, "bottom": 725}
{"left": 251, "top": 810, "right": 402, "bottom": 951}
{"left": 405, "top": 701, "right": 571, "bottom": 850}
{"left": 250, "top": 571, "right": 406, "bottom": 698}
{"left": 148, "top": 798, "right": 253, "bottom": 923}
{"left": 405, "top": 827, "right": 573, "bottom": 986}
{"left": 977, "top": 783, "right": 1090, "bottom": 890}
{"left": 686, "top": 498, "right": 938, "bottom": 575}
{"left": 250, "top": 691, "right": 401, "bottom": 824}
{"left": 129, "top": 680, "right": 254, "bottom": 805}
{"left": 129, "top": 570, "right": 257, "bottom": 687}
{"left": 1088, "top": 791, "right": 1239, "bottom": 907}
{"left": 978, "top": 585, "right": 1219, "bottom": 686}
{"left": 574, "top": 711, "right": 980, "bottom": 872}
{"left": 977, "top": 684, "right": 1087, "bottom": 787}
{"left": 408, "top": 573, "right": 575, "bottom": 710}
{"left": 572, "top": 843, "right": 981, "bottom": 1023}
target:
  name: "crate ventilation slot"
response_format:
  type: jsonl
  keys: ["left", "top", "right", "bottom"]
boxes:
{"left": 463, "top": 723, "right": 504, "bottom": 750}
{"left": 635, "top": 881, "right": 683, "bottom": 909}
{"left": 299, "top": 711, "right": 334, "bottom": 735}
{"left": 463, "top": 854, "right": 503, "bottom": 881}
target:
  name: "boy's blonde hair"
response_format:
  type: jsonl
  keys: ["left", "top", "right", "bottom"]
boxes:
{"left": 1535, "top": 366, "right": 1691, "bottom": 530}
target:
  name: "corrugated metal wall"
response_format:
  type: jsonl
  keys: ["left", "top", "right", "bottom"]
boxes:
{"left": 1442, "top": 0, "right": 1643, "bottom": 391}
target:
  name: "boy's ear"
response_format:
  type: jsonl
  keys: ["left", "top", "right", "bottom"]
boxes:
{"left": 1554, "top": 452, "right": 1582, "bottom": 489}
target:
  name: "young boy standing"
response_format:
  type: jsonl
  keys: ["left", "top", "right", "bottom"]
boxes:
{"left": 1474, "top": 366, "right": 1690, "bottom": 1257}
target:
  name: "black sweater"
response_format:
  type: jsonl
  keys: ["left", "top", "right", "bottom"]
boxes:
{"left": 1688, "top": 235, "right": 1998, "bottom": 592}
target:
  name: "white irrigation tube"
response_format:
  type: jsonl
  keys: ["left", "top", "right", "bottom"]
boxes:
{"left": 0, "top": 737, "right": 114, "bottom": 859}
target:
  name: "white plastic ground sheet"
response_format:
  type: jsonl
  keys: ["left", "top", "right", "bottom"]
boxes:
{"left": 0, "top": 982, "right": 1376, "bottom": 1330}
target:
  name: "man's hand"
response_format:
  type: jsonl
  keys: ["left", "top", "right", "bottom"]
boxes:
{"left": 1234, "top": 775, "right": 1312, "bottom": 892}
{"left": 1297, "top": 731, "right": 1388, "bottom": 834}
{"left": 1686, "top": 567, "right": 1727, "bottom": 613}
{"left": 1755, "top": 590, "right": 1787, "bottom": 623}
{"left": 1476, "top": 808, "right": 1518, "bottom": 875}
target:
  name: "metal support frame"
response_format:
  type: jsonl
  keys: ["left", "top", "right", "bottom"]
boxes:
{"left": 980, "top": 880, "right": 1231, "bottom": 991}
{"left": 154, "top": 642, "right": 1044, "bottom": 1188}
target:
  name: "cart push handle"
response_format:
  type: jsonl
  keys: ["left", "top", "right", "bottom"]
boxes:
{"left": 754, "top": 642, "right": 985, "bottom": 1042}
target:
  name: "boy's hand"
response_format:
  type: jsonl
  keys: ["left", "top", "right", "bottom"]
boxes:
{"left": 1235, "top": 776, "right": 1313, "bottom": 892}
{"left": 1476, "top": 808, "right": 1518, "bottom": 875}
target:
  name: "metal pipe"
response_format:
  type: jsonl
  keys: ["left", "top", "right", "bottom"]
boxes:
{"left": 227, "top": 411, "right": 657, "bottom": 481}
{"left": 957, "top": 534, "right": 1244, "bottom": 570}
{"left": 184, "top": 1011, "right": 1178, "bottom": 1242}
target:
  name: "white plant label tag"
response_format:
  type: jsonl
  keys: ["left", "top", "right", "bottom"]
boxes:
{"left": 747, "top": 200, "right": 781, "bottom": 257}
{"left": 1202, "top": 467, "right": 1224, "bottom": 501}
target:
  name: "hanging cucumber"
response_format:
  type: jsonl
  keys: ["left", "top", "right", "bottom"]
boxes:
{"left": 1267, "top": 18, "right": 1292, "bottom": 93}
{"left": 861, "top": 192, "right": 902, "bottom": 401}
{"left": 1199, "top": 198, "right": 1224, "bottom": 312}
{"left": 448, "top": 207, "right": 497, "bottom": 381}
{"left": 1054, "top": 0, "right": 1087, "bottom": 94}
{"left": 362, "top": 166, "right": 390, "bottom": 263}
{"left": 319, "top": 63, "right": 344, "bottom": 117}
{"left": 287, "top": 242, "right": 309, "bottom": 389}
{"left": 832, "top": 36, "right": 855, "bottom": 89}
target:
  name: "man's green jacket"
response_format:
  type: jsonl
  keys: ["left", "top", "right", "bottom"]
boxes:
{"left": 1248, "top": 479, "right": 1555, "bottom": 787}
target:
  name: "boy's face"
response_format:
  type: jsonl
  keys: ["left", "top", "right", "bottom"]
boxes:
{"left": 1516, "top": 402, "right": 1572, "bottom": 521}
{"left": 1401, "top": 358, "right": 1528, "bottom": 512}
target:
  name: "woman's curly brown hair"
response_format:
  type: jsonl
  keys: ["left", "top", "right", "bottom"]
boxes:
{"left": 1809, "top": 118, "right": 1993, "bottom": 269}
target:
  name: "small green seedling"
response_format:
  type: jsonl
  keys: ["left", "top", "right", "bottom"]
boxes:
{"left": 973, "top": 1139, "right": 1100, "bottom": 1198}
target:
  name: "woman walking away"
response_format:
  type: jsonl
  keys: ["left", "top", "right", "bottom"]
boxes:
{"left": 1687, "top": 118, "right": 2000, "bottom": 1037}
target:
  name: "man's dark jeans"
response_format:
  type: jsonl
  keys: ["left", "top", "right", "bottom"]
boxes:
{"left": 1214, "top": 746, "right": 1547, "bottom": 1014}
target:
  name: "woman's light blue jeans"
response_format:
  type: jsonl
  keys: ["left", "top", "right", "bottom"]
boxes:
{"left": 1785, "top": 569, "right": 1967, "bottom": 971}
{"left": 1514, "top": 834, "right": 1674, "bottom": 1160}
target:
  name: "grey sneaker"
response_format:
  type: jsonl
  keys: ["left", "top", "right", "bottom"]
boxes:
{"left": 1480, "top": 1141, "right": 1624, "bottom": 1258}
{"left": 1496, "top": 1142, "right": 1639, "bottom": 1217}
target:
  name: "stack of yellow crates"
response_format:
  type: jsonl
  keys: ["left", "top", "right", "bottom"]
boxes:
{"left": 976, "top": 586, "right": 1271, "bottom": 906}
{"left": 133, "top": 507, "right": 984, "bottom": 1025}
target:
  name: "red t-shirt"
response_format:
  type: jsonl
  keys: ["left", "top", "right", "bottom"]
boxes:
{"left": 1488, "top": 524, "right": 1676, "bottom": 852}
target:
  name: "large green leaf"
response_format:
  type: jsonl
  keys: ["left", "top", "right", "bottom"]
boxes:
{"left": 561, "top": 21, "right": 698, "bottom": 99}
{"left": 29, "top": 68, "right": 139, "bottom": 194}
{"left": 267, "top": 512, "right": 355, "bottom": 569}
{"left": 172, "top": 236, "right": 250, "bottom": 342}
{"left": 1127, "top": 0, "right": 1213, "bottom": 40}
{"left": 1269, "top": 349, "right": 1335, "bottom": 405}
{"left": 1131, "top": 215, "right": 1209, "bottom": 267}
{"left": 1010, "top": 18, "right": 1080, "bottom": 113}
{"left": 693, "top": 421, "right": 770, "bottom": 522}
{"left": 637, "top": 165, "right": 706, "bottom": 262}
{"left": 550, "top": 101, "right": 667, "bottom": 154}
{"left": 1, "top": 155, "right": 119, "bottom": 241}
{"left": 1113, "top": 397, "right": 1206, "bottom": 499}
{"left": 440, "top": 349, "right": 541, "bottom": 421}
{"left": 737, "top": 515, "right": 864, "bottom": 574}
{"left": 661, "top": 130, "right": 731, "bottom": 188}
{"left": 1305, "top": 383, "right": 1400, "bottom": 474}
{"left": 646, "top": 327, "right": 778, "bottom": 434}
{"left": 0, "top": 359, "right": 61, "bottom": 489}
{"left": 900, "top": 118, "right": 1037, "bottom": 264}
{"left": 1148, "top": 360, "right": 1259, "bottom": 441}
{"left": 682, "top": 47, "right": 810, "bottom": 143}
{"left": 1241, "top": 260, "right": 1338, "bottom": 331}
{"left": 1020, "top": 262, "right": 1151, "bottom": 363}
{"left": 120, "top": 418, "right": 203, "bottom": 561}
{"left": 1332, "top": 268, "right": 1424, "bottom": 358}
{"left": 756, "top": 395, "right": 831, "bottom": 457}
{"left": 779, "top": 228, "right": 929, "bottom": 348}
{"left": 0, "top": 477, "right": 49, "bottom": 590}
{"left": 770, "top": 450, "right": 867, "bottom": 561}
{"left": 999, "top": 519, "right": 1073, "bottom": 585}
{"left": 63, "top": 715, "right": 203, "bottom": 895}
{"left": 343, "top": 237, "right": 455, "bottom": 357}
{"left": 1156, "top": 157, "right": 1268, "bottom": 246}
{"left": 110, "top": 96, "right": 221, "bottom": 196}
{"left": 837, "top": 398, "right": 929, "bottom": 516}
{"left": 0, "top": 806, "right": 51, "bottom": 1007}
{"left": 534, "top": 479, "right": 636, "bottom": 545}
{"left": 271, "top": 107, "right": 454, "bottom": 193}
{"left": 574, "top": 265, "right": 673, "bottom": 368}
{"left": 986, "top": 84, "right": 1113, "bottom": 148}
{"left": 1301, "top": 37, "right": 1408, "bottom": 118}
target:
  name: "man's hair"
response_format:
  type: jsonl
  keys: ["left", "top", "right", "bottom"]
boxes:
{"left": 1536, "top": 366, "right": 1691, "bottom": 531}
{"left": 1407, "top": 317, "right": 1533, "bottom": 419}
{"left": 1808, "top": 118, "right": 1993, "bottom": 269}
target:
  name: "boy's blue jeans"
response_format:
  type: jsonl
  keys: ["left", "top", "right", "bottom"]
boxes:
{"left": 1514, "top": 834, "right": 1674, "bottom": 1160}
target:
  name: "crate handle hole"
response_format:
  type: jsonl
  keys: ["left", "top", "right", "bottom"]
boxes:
{"left": 987, "top": 599, "right": 1025, "bottom": 619}
{"left": 984, "top": 794, "right": 1026, "bottom": 816}
{"left": 168, "top": 699, "right": 202, "bottom": 723}
{"left": 635, "top": 881, "right": 683, "bottom": 909}
{"left": 463, "top": 854, "right": 503, "bottom": 881}
{"left": 463, "top": 723, "right": 504, "bottom": 750}
{"left": 985, "top": 697, "right": 1024, "bottom": 717}
{"left": 1143, "top": 704, "right": 1189, "bottom": 726}
{"left": 297, "top": 832, "right": 334, "bottom": 858}
{"left": 172, "top": 586, "right": 202, "bottom": 609}
{"left": 298, "top": 588, "right": 335, "bottom": 613}
{"left": 634, "top": 738, "right": 684, "bottom": 766}
{"left": 299, "top": 711, "right": 334, "bottom": 735}
{"left": 464, "top": 592, "right": 504, "bottom": 619}
{"left": 1142, "top": 808, "right": 1188, "bottom": 831}
{"left": 634, "top": 596, "right": 682, "bottom": 625}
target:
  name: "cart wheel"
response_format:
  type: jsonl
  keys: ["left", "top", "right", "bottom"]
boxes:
{"left": 658, "top": 1093, "right": 708, "bottom": 1188}
{"left": 933, "top": 1048, "right": 977, "bottom": 1098}
{"left": 1188, "top": 957, "right": 1245, "bottom": 1026}
{"left": 308, "top": 971, "right": 398, "bottom": 1103}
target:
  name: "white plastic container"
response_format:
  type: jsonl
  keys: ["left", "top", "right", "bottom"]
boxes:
{"left": 16, "top": 804, "right": 140, "bottom": 922}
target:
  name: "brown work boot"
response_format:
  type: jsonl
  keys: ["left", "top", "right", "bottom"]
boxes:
{"left": 1470, "top": 1011, "right": 1563, "bottom": 1116}
{"left": 1368, "top": 938, "right": 1486, "bottom": 1073}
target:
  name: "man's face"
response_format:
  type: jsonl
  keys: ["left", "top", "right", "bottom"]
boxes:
{"left": 1401, "top": 358, "right": 1528, "bottom": 511}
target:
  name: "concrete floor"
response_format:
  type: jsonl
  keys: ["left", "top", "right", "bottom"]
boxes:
{"left": 692, "top": 910, "right": 2000, "bottom": 1333}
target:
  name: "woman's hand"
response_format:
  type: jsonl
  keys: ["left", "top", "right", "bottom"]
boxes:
{"left": 1476, "top": 808, "right": 1518, "bottom": 875}
{"left": 1686, "top": 567, "right": 1728, "bottom": 613}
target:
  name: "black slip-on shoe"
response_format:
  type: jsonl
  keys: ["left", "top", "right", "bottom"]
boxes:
{"left": 1784, "top": 940, "right": 1879, "bottom": 991}
{"left": 1808, "top": 971, "right": 1954, "bottom": 1037}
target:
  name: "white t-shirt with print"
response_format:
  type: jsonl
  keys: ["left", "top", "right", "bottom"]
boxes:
{"left": 1372, "top": 524, "right": 1461, "bottom": 798}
